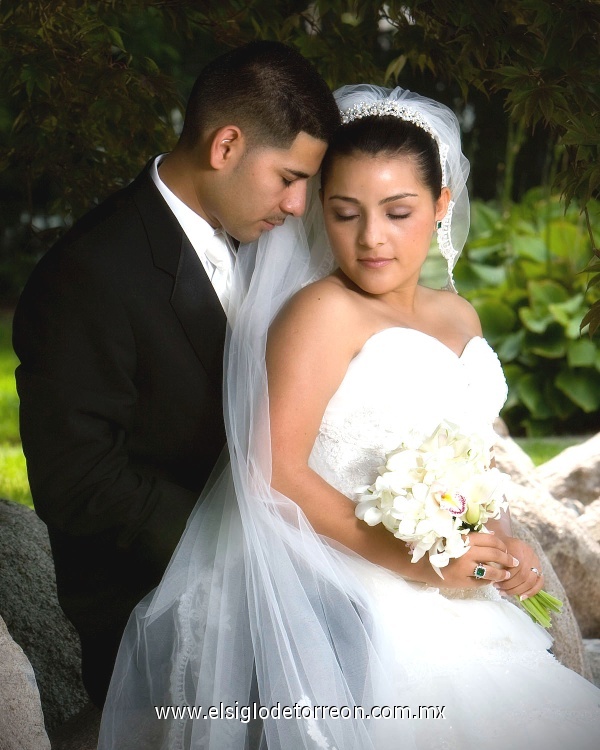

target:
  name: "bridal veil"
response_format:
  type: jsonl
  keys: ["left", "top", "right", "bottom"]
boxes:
{"left": 98, "top": 85, "right": 469, "bottom": 750}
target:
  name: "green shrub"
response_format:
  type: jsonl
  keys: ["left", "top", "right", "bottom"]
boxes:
{"left": 457, "top": 189, "right": 600, "bottom": 436}
{"left": 0, "top": 313, "right": 32, "bottom": 506}
{"left": 0, "top": 442, "right": 32, "bottom": 508}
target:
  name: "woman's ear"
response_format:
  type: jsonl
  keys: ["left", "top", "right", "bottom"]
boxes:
{"left": 209, "top": 126, "right": 244, "bottom": 170}
{"left": 435, "top": 186, "right": 452, "bottom": 223}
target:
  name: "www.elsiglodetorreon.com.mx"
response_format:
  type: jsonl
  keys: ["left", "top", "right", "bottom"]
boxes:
{"left": 154, "top": 702, "right": 446, "bottom": 723}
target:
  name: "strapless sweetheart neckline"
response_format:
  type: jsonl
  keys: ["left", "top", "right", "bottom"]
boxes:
{"left": 358, "top": 326, "right": 483, "bottom": 361}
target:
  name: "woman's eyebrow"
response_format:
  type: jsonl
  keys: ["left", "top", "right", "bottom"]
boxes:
{"left": 327, "top": 192, "right": 418, "bottom": 204}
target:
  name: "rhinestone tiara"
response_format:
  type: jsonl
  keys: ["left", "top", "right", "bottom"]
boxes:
{"left": 340, "top": 100, "right": 449, "bottom": 187}
{"left": 340, "top": 100, "right": 436, "bottom": 138}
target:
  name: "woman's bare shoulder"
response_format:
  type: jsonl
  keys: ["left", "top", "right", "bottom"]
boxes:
{"left": 424, "top": 287, "right": 483, "bottom": 337}
{"left": 270, "top": 274, "right": 360, "bottom": 338}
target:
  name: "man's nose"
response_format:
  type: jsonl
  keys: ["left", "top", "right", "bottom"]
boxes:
{"left": 280, "top": 183, "right": 307, "bottom": 217}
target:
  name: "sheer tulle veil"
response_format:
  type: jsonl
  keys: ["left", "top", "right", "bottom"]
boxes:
{"left": 98, "top": 86, "right": 469, "bottom": 750}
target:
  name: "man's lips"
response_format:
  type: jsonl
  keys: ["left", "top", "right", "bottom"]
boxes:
{"left": 262, "top": 218, "right": 286, "bottom": 230}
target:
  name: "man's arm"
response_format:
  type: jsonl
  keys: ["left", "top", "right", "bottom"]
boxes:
{"left": 13, "top": 245, "right": 198, "bottom": 573}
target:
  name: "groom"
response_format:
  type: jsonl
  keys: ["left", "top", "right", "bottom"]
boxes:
{"left": 12, "top": 40, "right": 339, "bottom": 707}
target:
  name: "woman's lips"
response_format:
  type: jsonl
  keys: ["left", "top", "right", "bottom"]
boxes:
{"left": 358, "top": 257, "right": 393, "bottom": 269}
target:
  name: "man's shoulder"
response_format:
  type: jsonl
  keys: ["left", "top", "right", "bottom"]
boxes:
{"left": 17, "top": 169, "right": 173, "bottom": 309}
{"left": 59, "top": 167, "right": 160, "bottom": 252}
{"left": 36, "top": 166, "right": 178, "bottom": 276}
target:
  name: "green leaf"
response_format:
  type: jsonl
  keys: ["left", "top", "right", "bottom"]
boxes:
{"left": 470, "top": 263, "right": 506, "bottom": 285}
{"left": 108, "top": 27, "right": 125, "bottom": 50}
{"left": 519, "top": 307, "right": 553, "bottom": 334}
{"left": 548, "top": 220, "right": 587, "bottom": 267}
{"left": 555, "top": 369, "right": 600, "bottom": 412}
{"left": 580, "top": 302, "right": 600, "bottom": 336}
{"left": 526, "top": 324, "right": 567, "bottom": 359}
{"left": 496, "top": 329, "right": 525, "bottom": 362}
{"left": 567, "top": 338, "right": 597, "bottom": 367}
{"left": 548, "top": 294, "right": 585, "bottom": 330}
{"left": 501, "top": 363, "right": 524, "bottom": 412}
{"left": 144, "top": 56, "right": 159, "bottom": 74}
{"left": 528, "top": 280, "right": 569, "bottom": 308}
{"left": 384, "top": 54, "right": 407, "bottom": 81}
{"left": 543, "top": 380, "right": 577, "bottom": 421}
{"left": 473, "top": 299, "right": 517, "bottom": 344}
{"left": 511, "top": 236, "right": 547, "bottom": 263}
{"left": 469, "top": 202, "right": 501, "bottom": 234}
{"left": 518, "top": 374, "right": 554, "bottom": 419}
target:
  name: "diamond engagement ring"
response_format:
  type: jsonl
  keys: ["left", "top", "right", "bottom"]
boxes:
{"left": 531, "top": 567, "right": 542, "bottom": 577}
{"left": 473, "top": 564, "right": 487, "bottom": 579}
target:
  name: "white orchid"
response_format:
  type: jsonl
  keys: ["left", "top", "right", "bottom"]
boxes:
{"left": 354, "top": 420, "right": 510, "bottom": 578}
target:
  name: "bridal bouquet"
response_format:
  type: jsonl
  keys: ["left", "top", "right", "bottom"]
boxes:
{"left": 355, "top": 420, "right": 562, "bottom": 628}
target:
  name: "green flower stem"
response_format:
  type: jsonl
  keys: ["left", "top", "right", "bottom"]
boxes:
{"left": 518, "top": 589, "right": 563, "bottom": 629}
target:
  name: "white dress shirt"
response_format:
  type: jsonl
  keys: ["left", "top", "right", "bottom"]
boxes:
{"left": 150, "top": 154, "right": 236, "bottom": 316}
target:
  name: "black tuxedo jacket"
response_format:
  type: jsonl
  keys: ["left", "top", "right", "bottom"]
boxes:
{"left": 12, "top": 162, "right": 227, "bottom": 704}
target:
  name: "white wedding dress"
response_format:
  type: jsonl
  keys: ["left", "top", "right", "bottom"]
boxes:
{"left": 307, "top": 327, "right": 600, "bottom": 749}
{"left": 99, "top": 321, "right": 600, "bottom": 750}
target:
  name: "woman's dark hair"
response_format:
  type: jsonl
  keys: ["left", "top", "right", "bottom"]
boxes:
{"left": 179, "top": 41, "right": 340, "bottom": 150}
{"left": 320, "top": 116, "right": 442, "bottom": 197}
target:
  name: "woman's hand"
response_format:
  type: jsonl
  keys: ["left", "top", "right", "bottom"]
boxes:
{"left": 493, "top": 537, "right": 545, "bottom": 600}
{"left": 442, "top": 532, "right": 519, "bottom": 588}
{"left": 411, "top": 532, "right": 520, "bottom": 589}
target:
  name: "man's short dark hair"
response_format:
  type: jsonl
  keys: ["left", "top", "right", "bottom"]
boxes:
{"left": 179, "top": 40, "right": 340, "bottom": 150}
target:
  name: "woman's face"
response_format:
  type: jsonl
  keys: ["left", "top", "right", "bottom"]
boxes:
{"left": 321, "top": 152, "right": 450, "bottom": 297}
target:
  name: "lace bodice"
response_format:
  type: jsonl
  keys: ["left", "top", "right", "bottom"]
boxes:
{"left": 308, "top": 328, "right": 508, "bottom": 500}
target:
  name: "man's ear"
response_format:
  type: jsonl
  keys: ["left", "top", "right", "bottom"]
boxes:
{"left": 209, "top": 126, "right": 244, "bottom": 170}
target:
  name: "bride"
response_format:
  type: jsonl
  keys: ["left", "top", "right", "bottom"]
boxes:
{"left": 98, "top": 85, "right": 600, "bottom": 749}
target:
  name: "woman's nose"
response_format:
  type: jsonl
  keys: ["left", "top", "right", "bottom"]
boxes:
{"left": 358, "top": 217, "right": 385, "bottom": 248}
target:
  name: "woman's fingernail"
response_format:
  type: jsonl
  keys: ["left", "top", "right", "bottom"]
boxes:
{"left": 504, "top": 571, "right": 511, "bottom": 580}
{"left": 520, "top": 594, "right": 529, "bottom": 601}
{"left": 512, "top": 557, "right": 520, "bottom": 566}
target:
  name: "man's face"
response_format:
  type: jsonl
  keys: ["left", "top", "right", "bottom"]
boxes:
{"left": 211, "top": 132, "right": 327, "bottom": 243}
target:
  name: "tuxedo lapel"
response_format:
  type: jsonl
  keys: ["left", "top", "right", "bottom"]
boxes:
{"left": 170, "top": 237, "right": 226, "bottom": 390}
{"left": 131, "top": 162, "right": 227, "bottom": 391}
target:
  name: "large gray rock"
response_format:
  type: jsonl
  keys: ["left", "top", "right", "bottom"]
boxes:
{"left": 493, "top": 432, "right": 536, "bottom": 486}
{"left": 49, "top": 703, "right": 102, "bottom": 750}
{"left": 577, "top": 498, "right": 600, "bottom": 543}
{"left": 0, "top": 614, "right": 51, "bottom": 750}
{"left": 0, "top": 499, "right": 87, "bottom": 732}
{"left": 494, "top": 433, "right": 600, "bottom": 639}
{"left": 584, "top": 639, "right": 600, "bottom": 688}
{"left": 506, "top": 482, "right": 600, "bottom": 638}
{"left": 511, "top": 518, "right": 591, "bottom": 679}
{"left": 533, "top": 432, "right": 600, "bottom": 506}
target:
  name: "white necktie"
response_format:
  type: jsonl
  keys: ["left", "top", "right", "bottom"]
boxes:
{"left": 204, "top": 231, "right": 234, "bottom": 315}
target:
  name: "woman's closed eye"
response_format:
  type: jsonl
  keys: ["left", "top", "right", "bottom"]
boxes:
{"left": 333, "top": 211, "right": 411, "bottom": 222}
{"left": 333, "top": 212, "right": 359, "bottom": 221}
